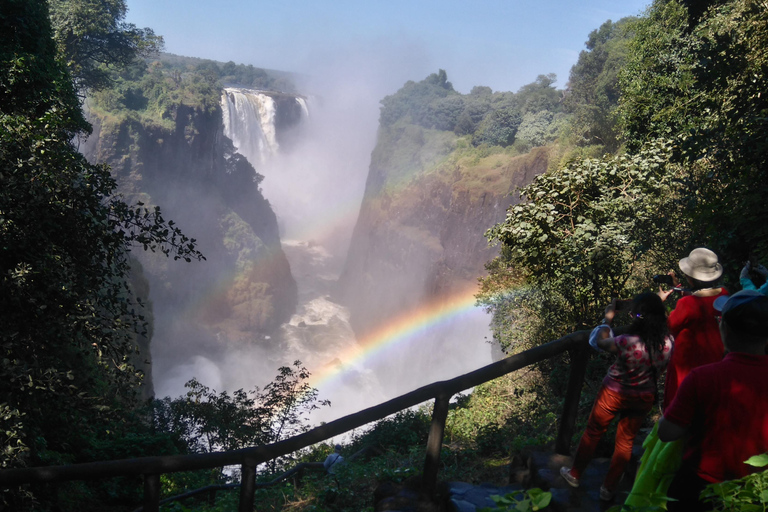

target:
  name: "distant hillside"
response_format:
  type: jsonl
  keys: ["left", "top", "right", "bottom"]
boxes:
{"left": 154, "top": 52, "right": 304, "bottom": 92}
{"left": 336, "top": 69, "right": 568, "bottom": 345}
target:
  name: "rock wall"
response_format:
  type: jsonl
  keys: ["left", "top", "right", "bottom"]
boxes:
{"left": 337, "top": 131, "right": 550, "bottom": 337}
{"left": 81, "top": 101, "right": 298, "bottom": 392}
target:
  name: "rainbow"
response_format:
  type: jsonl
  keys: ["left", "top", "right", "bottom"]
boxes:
{"left": 307, "top": 282, "right": 486, "bottom": 389}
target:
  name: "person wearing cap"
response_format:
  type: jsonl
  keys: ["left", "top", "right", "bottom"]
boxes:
{"left": 658, "top": 248, "right": 728, "bottom": 410}
{"left": 657, "top": 290, "right": 768, "bottom": 511}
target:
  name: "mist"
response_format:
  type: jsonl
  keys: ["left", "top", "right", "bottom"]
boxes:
{"left": 148, "top": 39, "right": 495, "bottom": 425}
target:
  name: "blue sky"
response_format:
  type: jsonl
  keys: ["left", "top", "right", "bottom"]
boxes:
{"left": 125, "top": 0, "right": 650, "bottom": 95}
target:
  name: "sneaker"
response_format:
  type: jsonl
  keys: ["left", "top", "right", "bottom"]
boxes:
{"left": 560, "top": 466, "right": 579, "bottom": 488}
{"left": 599, "top": 486, "right": 614, "bottom": 501}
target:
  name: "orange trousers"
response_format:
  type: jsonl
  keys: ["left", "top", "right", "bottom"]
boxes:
{"left": 570, "top": 385, "right": 654, "bottom": 491}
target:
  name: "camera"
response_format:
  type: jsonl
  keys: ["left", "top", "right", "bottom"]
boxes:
{"left": 614, "top": 299, "right": 631, "bottom": 311}
{"left": 653, "top": 274, "right": 675, "bottom": 286}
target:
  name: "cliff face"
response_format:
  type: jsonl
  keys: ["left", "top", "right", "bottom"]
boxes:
{"left": 337, "top": 124, "right": 549, "bottom": 336}
{"left": 82, "top": 101, "right": 298, "bottom": 383}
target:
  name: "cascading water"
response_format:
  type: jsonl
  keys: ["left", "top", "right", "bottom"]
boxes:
{"left": 296, "top": 97, "right": 310, "bottom": 119}
{"left": 214, "top": 85, "right": 494, "bottom": 425}
{"left": 221, "top": 88, "right": 280, "bottom": 164}
{"left": 219, "top": 87, "right": 390, "bottom": 422}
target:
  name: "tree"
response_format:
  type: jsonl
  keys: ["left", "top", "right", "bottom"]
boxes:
{"left": 473, "top": 106, "right": 522, "bottom": 147}
{"left": 515, "top": 74, "right": 561, "bottom": 115}
{"left": 0, "top": 0, "right": 202, "bottom": 500}
{"left": 485, "top": 139, "right": 688, "bottom": 338}
{"left": 564, "top": 18, "right": 635, "bottom": 151}
{"left": 153, "top": 362, "right": 330, "bottom": 473}
{"left": 379, "top": 69, "right": 458, "bottom": 128}
{"left": 618, "top": 0, "right": 768, "bottom": 263}
{"left": 48, "top": 0, "right": 163, "bottom": 92}
{"left": 616, "top": 0, "right": 694, "bottom": 148}
{"left": 516, "top": 110, "right": 567, "bottom": 147}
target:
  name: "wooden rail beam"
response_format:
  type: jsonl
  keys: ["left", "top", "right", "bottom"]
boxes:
{"left": 142, "top": 473, "right": 160, "bottom": 512}
{"left": 0, "top": 330, "right": 590, "bottom": 500}
{"left": 238, "top": 463, "right": 256, "bottom": 512}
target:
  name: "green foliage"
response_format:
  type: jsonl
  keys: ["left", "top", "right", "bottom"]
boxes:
{"left": 1, "top": 1, "right": 202, "bottom": 507}
{"left": 617, "top": 0, "right": 696, "bottom": 147}
{"left": 154, "top": 362, "right": 329, "bottom": 467}
{"left": 476, "top": 260, "right": 570, "bottom": 354}
{"left": 480, "top": 488, "right": 552, "bottom": 512}
{"left": 700, "top": 454, "right": 768, "bottom": 511}
{"left": 49, "top": 0, "right": 164, "bottom": 92}
{"left": 515, "top": 74, "right": 561, "bottom": 115}
{"left": 379, "top": 69, "right": 459, "bottom": 128}
{"left": 380, "top": 71, "right": 565, "bottom": 150}
{"left": 445, "top": 376, "right": 560, "bottom": 456}
{"left": 617, "top": 0, "right": 768, "bottom": 264}
{"left": 565, "top": 18, "right": 636, "bottom": 152}
{"left": 88, "top": 53, "right": 295, "bottom": 132}
{"left": 351, "top": 409, "right": 431, "bottom": 452}
{"left": 368, "top": 120, "right": 457, "bottom": 190}
{"left": 473, "top": 107, "right": 522, "bottom": 148}
{"left": 516, "top": 110, "right": 568, "bottom": 148}
{"left": 89, "top": 57, "right": 222, "bottom": 129}
{"left": 486, "top": 138, "right": 688, "bottom": 332}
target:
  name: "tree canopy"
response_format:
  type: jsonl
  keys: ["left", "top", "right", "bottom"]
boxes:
{"left": 619, "top": 0, "right": 768, "bottom": 261}
{"left": 380, "top": 70, "right": 565, "bottom": 149}
{"left": 564, "top": 18, "right": 635, "bottom": 152}
{"left": 1, "top": 2, "right": 202, "bottom": 507}
{"left": 48, "top": 0, "right": 163, "bottom": 92}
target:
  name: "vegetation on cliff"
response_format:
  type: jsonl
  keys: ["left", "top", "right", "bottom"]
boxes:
{"left": 1, "top": 0, "right": 204, "bottom": 508}
{"left": 88, "top": 53, "right": 295, "bottom": 131}
{"left": 379, "top": 69, "right": 566, "bottom": 153}
{"left": 484, "top": 0, "right": 768, "bottom": 354}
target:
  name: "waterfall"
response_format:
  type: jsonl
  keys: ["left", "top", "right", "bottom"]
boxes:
{"left": 217, "top": 86, "right": 388, "bottom": 424}
{"left": 296, "top": 97, "right": 310, "bottom": 119}
{"left": 221, "top": 88, "right": 280, "bottom": 165}
{"left": 213, "top": 86, "right": 492, "bottom": 427}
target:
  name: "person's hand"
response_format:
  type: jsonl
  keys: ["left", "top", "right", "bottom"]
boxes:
{"left": 756, "top": 264, "right": 768, "bottom": 278}
{"left": 603, "top": 299, "right": 617, "bottom": 324}
{"left": 741, "top": 261, "right": 752, "bottom": 280}
{"left": 658, "top": 287, "right": 674, "bottom": 302}
{"left": 668, "top": 270, "right": 680, "bottom": 287}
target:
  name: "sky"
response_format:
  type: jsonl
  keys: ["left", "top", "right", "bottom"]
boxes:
{"left": 125, "top": 0, "right": 651, "bottom": 96}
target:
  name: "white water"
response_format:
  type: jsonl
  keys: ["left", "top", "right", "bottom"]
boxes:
{"left": 221, "top": 88, "right": 280, "bottom": 165}
{"left": 166, "top": 85, "right": 496, "bottom": 425}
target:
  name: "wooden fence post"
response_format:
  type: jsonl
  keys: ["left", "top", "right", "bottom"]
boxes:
{"left": 555, "top": 342, "right": 590, "bottom": 455}
{"left": 423, "top": 393, "right": 451, "bottom": 498}
{"left": 142, "top": 473, "right": 160, "bottom": 512}
{"left": 239, "top": 463, "right": 256, "bottom": 512}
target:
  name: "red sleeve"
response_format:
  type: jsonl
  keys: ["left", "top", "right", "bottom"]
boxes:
{"left": 664, "top": 367, "right": 701, "bottom": 427}
{"left": 667, "top": 297, "right": 692, "bottom": 337}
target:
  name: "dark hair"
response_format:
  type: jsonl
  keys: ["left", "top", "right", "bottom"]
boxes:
{"left": 687, "top": 276, "right": 720, "bottom": 291}
{"left": 626, "top": 292, "right": 669, "bottom": 355}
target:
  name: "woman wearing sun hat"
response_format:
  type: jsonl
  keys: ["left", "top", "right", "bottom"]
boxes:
{"left": 658, "top": 247, "right": 728, "bottom": 410}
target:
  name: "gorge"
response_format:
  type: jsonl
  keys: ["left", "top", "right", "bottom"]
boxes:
{"left": 82, "top": 60, "right": 551, "bottom": 423}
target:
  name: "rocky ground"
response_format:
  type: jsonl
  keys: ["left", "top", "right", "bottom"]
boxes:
{"left": 374, "top": 432, "right": 649, "bottom": 512}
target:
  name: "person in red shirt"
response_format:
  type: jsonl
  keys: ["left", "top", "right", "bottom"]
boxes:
{"left": 658, "top": 289, "right": 768, "bottom": 511}
{"left": 658, "top": 248, "right": 728, "bottom": 410}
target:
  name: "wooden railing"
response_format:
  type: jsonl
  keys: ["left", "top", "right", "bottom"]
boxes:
{"left": 0, "top": 330, "right": 590, "bottom": 512}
